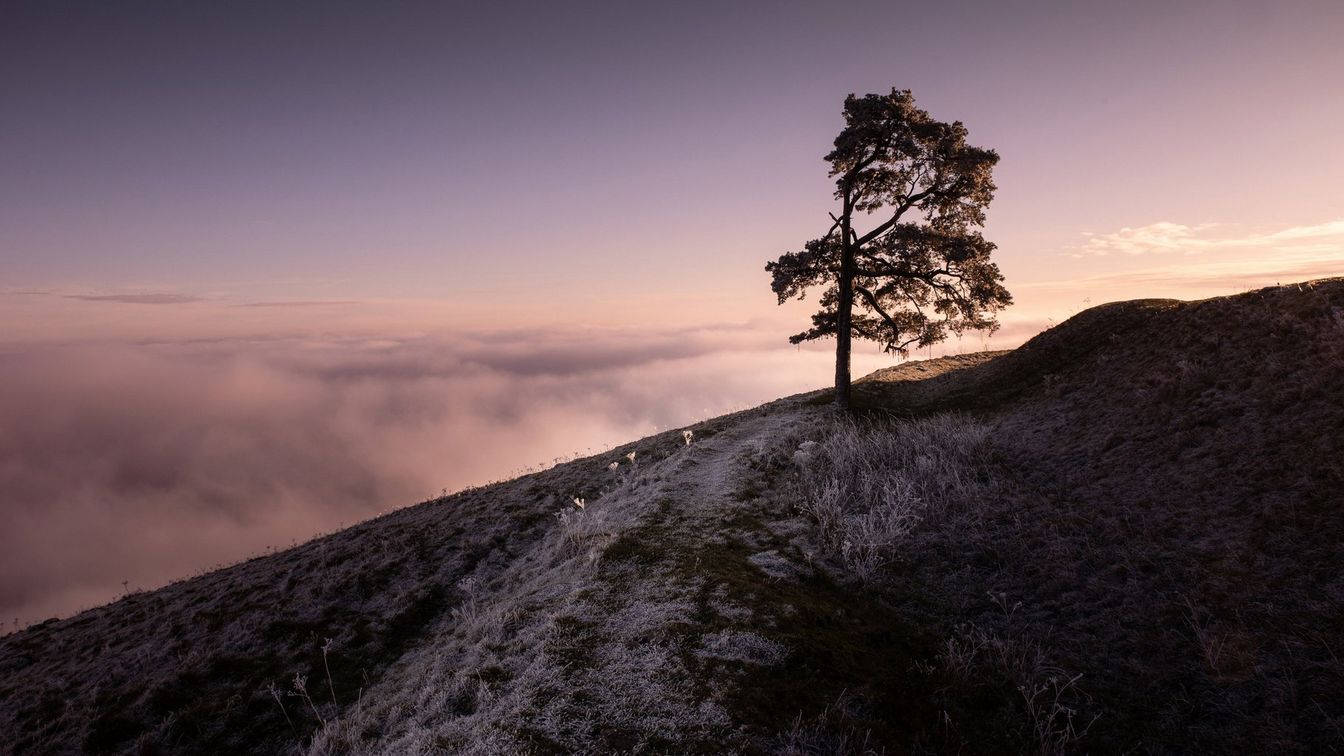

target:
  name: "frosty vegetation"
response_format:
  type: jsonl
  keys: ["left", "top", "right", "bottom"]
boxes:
{"left": 3, "top": 279, "right": 1343, "bottom": 753}
{"left": 795, "top": 414, "right": 995, "bottom": 581}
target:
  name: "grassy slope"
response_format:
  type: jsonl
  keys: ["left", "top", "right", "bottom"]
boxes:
{"left": 850, "top": 277, "right": 1344, "bottom": 751}
{"left": 0, "top": 419, "right": 707, "bottom": 753}
{"left": 983, "top": 280, "right": 1344, "bottom": 750}
{"left": 1, "top": 278, "right": 1341, "bottom": 754}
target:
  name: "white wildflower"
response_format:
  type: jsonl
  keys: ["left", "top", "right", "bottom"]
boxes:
{"left": 793, "top": 439, "right": 820, "bottom": 466}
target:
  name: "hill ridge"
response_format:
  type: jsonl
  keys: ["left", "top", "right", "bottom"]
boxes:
{"left": 3, "top": 278, "right": 1343, "bottom": 753}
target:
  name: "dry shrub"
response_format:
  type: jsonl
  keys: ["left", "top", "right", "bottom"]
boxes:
{"left": 940, "top": 624, "right": 1096, "bottom": 755}
{"left": 797, "top": 414, "right": 994, "bottom": 580}
{"left": 776, "top": 690, "right": 884, "bottom": 756}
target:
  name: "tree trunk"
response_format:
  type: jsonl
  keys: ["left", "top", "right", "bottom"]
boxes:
{"left": 834, "top": 259, "right": 854, "bottom": 410}
{"left": 835, "top": 199, "right": 855, "bottom": 410}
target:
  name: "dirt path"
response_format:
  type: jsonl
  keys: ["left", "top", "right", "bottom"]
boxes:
{"left": 306, "top": 398, "right": 830, "bottom": 754}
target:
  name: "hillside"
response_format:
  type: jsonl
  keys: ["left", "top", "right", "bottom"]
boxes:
{"left": 3, "top": 279, "right": 1343, "bottom": 754}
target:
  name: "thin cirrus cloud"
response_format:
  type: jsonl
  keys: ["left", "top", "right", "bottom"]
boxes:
{"left": 63, "top": 293, "right": 204, "bottom": 305}
{"left": 1074, "top": 219, "right": 1344, "bottom": 257}
{"left": 57, "top": 295, "right": 360, "bottom": 308}
{"left": 1055, "top": 257, "right": 1344, "bottom": 293}
{"left": 233, "top": 300, "right": 362, "bottom": 308}
{"left": 1010, "top": 218, "right": 1344, "bottom": 306}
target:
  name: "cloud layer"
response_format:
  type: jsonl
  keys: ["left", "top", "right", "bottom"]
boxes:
{"left": 13, "top": 213, "right": 1331, "bottom": 626}
{"left": 1076, "top": 219, "right": 1344, "bottom": 257}
{"left": 2, "top": 324, "right": 925, "bottom": 624}
{"left": 63, "top": 293, "right": 204, "bottom": 305}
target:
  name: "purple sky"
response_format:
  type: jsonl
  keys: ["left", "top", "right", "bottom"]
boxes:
{"left": 2, "top": 0, "right": 1342, "bottom": 623}
{"left": 5, "top": 1, "right": 1341, "bottom": 308}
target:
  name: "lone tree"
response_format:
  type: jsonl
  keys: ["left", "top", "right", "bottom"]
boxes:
{"left": 767, "top": 88, "right": 1012, "bottom": 410}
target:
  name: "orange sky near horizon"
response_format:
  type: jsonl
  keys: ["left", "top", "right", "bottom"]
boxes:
{"left": 5, "top": 1, "right": 1343, "bottom": 351}
{"left": 5, "top": 216, "right": 1342, "bottom": 350}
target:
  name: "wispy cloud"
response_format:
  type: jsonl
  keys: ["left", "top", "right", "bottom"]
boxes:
{"left": 1022, "top": 252, "right": 1343, "bottom": 295}
{"left": 1078, "top": 259, "right": 1343, "bottom": 291}
{"left": 1075, "top": 219, "right": 1344, "bottom": 257}
{"left": 233, "top": 300, "right": 361, "bottom": 308}
{"left": 64, "top": 293, "right": 203, "bottom": 305}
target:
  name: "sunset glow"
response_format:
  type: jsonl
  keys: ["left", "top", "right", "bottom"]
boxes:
{"left": 2, "top": 0, "right": 1341, "bottom": 623}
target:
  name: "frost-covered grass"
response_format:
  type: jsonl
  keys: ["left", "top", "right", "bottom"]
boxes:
{"left": 304, "top": 403, "right": 816, "bottom": 754}
{"left": 0, "top": 403, "right": 725, "bottom": 755}
{"left": 5, "top": 280, "right": 1344, "bottom": 754}
{"left": 781, "top": 280, "right": 1344, "bottom": 752}
{"left": 796, "top": 414, "right": 995, "bottom": 581}
{"left": 793, "top": 413, "right": 1096, "bottom": 753}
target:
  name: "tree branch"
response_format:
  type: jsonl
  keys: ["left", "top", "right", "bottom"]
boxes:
{"left": 854, "top": 285, "right": 902, "bottom": 337}
{"left": 854, "top": 186, "right": 938, "bottom": 247}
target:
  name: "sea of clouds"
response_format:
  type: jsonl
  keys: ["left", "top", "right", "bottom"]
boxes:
{"left": 3, "top": 322, "right": 967, "bottom": 625}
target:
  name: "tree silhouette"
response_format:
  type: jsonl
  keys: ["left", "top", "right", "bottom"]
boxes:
{"left": 767, "top": 88, "right": 1012, "bottom": 410}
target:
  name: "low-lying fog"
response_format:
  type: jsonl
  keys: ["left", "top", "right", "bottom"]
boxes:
{"left": 1, "top": 320, "right": 1037, "bottom": 626}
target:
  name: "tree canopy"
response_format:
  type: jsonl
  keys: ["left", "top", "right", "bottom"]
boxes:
{"left": 767, "top": 88, "right": 1012, "bottom": 408}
